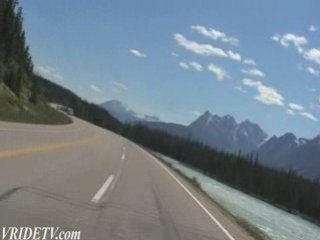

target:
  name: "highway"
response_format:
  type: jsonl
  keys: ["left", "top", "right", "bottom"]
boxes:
{"left": 0, "top": 117, "right": 253, "bottom": 240}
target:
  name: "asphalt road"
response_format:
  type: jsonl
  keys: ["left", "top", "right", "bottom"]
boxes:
{"left": 0, "top": 117, "right": 254, "bottom": 240}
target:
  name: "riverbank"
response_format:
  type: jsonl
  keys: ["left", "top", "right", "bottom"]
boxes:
{"left": 152, "top": 151, "right": 270, "bottom": 240}
{"left": 152, "top": 152, "right": 320, "bottom": 240}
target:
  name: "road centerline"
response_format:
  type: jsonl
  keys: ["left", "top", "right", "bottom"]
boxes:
{"left": 91, "top": 175, "right": 115, "bottom": 204}
{"left": 0, "top": 133, "right": 100, "bottom": 159}
{"left": 110, "top": 169, "right": 122, "bottom": 191}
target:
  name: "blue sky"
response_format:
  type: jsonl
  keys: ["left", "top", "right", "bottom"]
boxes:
{"left": 20, "top": 0, "right": 320, "bottom": 138}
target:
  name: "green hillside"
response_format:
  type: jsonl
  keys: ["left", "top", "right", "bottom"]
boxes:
{"left": 0, "top": 0, "right": 71, "bottom": 124}
{"left": 37, "top": 76, "right": 121, "bottom": 130}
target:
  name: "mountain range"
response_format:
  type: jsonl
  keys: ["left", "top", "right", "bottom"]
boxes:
{"left": 101, "top": 100, "right": 267, "bottom": 153}
{"left": 258, "top": 133, "right": 320, "bottom": 179}
{"left": 188, "top": 111, "right": 268, "bottom": 153}
{"left": 100, "top": 100, "right": 320, "bottom": 179}
{"left": 100, "top": 100, "right": 160, "bottom": 123}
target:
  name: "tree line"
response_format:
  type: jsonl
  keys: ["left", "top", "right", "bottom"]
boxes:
{"left": 121, "top": 124, "right": 320, "bottom": 223}
{"left": 0, "top": 0, "right": 38, "bottom": 102}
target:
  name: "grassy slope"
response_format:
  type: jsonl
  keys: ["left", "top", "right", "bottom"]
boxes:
{"left": 37, "top": 76, "right": 121, "bottom": 131}
{"left": 0, "top": 83, "right": 72, "bottom": 124}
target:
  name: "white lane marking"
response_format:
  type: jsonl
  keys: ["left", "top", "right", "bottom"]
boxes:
{"left": 110, "top": 169, "right": 122, "bottom": 191}
{"left": 138, "top": 147, "right": 236, "bottom": 240}
{"left": 91, "top": 175, "right": 114, "bottom": 204}
{"left": 111, "top": 149, "right": 126, "bottom": 191}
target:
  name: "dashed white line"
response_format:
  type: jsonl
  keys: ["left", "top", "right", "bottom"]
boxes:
{"left": 92, "top": 148, "right": 126, "bottom": 203}
{"left": 91, "top": 175, "right": 114, "bottom": 204}
{"left": 110, "top": 169, "right": 122, "bottom": 191}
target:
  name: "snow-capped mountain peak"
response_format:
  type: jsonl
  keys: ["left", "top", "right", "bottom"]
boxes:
{"left": 100, "top": 100, "right": 160, "bottom": 123}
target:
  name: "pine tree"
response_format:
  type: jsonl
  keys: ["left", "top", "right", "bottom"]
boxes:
{"left": 0, "top": 0, "right": 34, "bottom": 98}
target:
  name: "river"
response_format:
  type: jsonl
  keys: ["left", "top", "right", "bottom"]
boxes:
{"left": 157, "top": 154, "right": 320, "bottom": 240}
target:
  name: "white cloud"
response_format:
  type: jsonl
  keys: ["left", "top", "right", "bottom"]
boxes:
{"left": 243, "top": 59, "right": 256, "bottom": 66}
{"left": 242, "top": 68, "right": 265, "bottom": 78}
{"left": 129, "top": 49, "right": 147, "bottom": 58}
{"left": 179, "top": 61, "right": 203, "bottom": 72}
{"left": 179, "top": 61, "right": 190, "bottom": 69}
{"left": 189, "top": 61, "right": 203, "bottom": 72}
{"left": 306, "top": 67, "right": 320, "bottom": 76}
{"left": 309, "top": 88, "right": 317, "bottom": 93}
{"left": 288, "top": 103, "right": 304, "bottom": 111}
{"left": 242, "top": 78, "right": 284, "bottom": 106}
{"left": 272, "top": 33, "right": 320, "bottom": 68}
{"left": 242, "top": 78, "right": 261, "bottom": 87}
{"left": 174, "top": 33, "right": 226, "bottom": 57}
{"left": 191, "top": 25, "right": 225, "bottom": 40}
{"left": 271, "top": 35, "right": 280, "bottom": 42}
{"left": 287, "top": 103, "right": 318, "bottom": 121}
{"left": 299, "top": 112, "right": 318, "bottom": 122}
{"left": 242, "top": 78, "right": 260, "bottom": 87}
{"left": 309, "top": 25, "right": 318, "bottom": 32}
{"left": 287, "top": 109, "right": 295, "bottom": 115}
{"left": 111, "top": 87, "right": 123, "bottom": 94}
{"left": 192, "top": 111, "right": 201, "bottom": 116}
{"left": 234, "top": 86, "right": 247, "bottom": 93}
{"left": 304, "top": 48, "right": 320, "bottom": 65}
{"left": 90, "top": 84, "right": 102, "bottom": 93}
{"left": 207, "top": 64, "right": 229, "bottom": 81}
{"left": 227, "top": 50, "right": 241, "bottom": 62}
{"left": 222, "top": 37, "right": 239, "bottom": 47}
{"left": 89, "top": 96, "right": 109, "bottom": 104}
{"left": 272, "top": 33, "right": 307, "bottom": 53}
{"left": 112, "top": 81, "right": 128, "bottom": 91}
{"left": 174, "top": 33, "right": 241, "bottom": 62}
{"left": 171, "top": 52, "right": 179, "bottom": 57}
{"left": 273, "top": 32, "right": 320, "bottom": 66}
{"left": 34, "top": 65, "right": 64, "bottom": 82}
{"left": 191, "top": 25, "right": 239, "bottom": 46}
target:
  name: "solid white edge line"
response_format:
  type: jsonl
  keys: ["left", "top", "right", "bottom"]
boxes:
{"left": 139, "top": 148, "right": 236, "bottom": 240}
{"left": 91, "top": 175, "right": 114, "bottom": 204}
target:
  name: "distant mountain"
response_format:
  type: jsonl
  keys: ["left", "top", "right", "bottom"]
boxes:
{"left": 257, "top": 133, "right": 320, "bottom": 179}
{"left": 100, "top": 100, "right": 160, "bottom": 123}
{"left": 101, "top": 100, "right": 320, "bottom": 179}
{"left": 188, "top": 111, "right": 268, "bottom": 153}
{"left": 144, "top": 111, "right": 268, "bottom": 154}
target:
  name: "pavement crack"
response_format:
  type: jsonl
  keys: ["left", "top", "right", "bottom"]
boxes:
{"left": 0, "top": 186, "right": 98, "bottom": 210}
{"left": 0, "top": 187, "right": 24, "bottom": 201}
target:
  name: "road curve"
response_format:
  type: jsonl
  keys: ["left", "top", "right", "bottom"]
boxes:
{"left": 0, "top": 117, "right": 253, "bottom": 240}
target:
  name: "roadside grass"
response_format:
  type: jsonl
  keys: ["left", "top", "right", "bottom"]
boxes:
{"left": 151, "top": 151, "right": 270, "bottom": 240}
{"left": 0, "top": 83, "right": 72, "bottom": 125}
